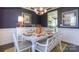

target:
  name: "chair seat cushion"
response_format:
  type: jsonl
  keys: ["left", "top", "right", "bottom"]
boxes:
{"left": 18, "top": 40, "right": 32, "bottom": 50}
{"left": 37, "top": 39, "right": 47, "bottom": 44}
{"left": 36, "top": 45, "right": 46, "bottom": 52}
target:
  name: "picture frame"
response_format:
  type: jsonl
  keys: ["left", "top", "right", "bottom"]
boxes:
{"left": 22, "top": 12, "right": 32, "bottom": 24}
{"left": 60, "top": 9, "right": 78, "bottom": 28}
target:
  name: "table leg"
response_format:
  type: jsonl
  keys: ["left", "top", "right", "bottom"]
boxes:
{"left": 32, "top": 42, "right": 36, "bottom": 52}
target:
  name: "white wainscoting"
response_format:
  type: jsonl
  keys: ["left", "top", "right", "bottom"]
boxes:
{"left": 0, "top": 27, "right": 79, "bottom": 46}
{"left": 0, "top": 27, "right": 55, "bottom": 45}
{"left": 0, "top": 28, "right": 15, "bottom": 45}
{"left": 58, "top": 28, "right": 79, "bottom": 46}
{"left": 0, "top": 27, "right": 35, "bottom": 45}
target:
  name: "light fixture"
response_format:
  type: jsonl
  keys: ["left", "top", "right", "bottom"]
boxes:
{"left": 18, "top": 16, "right": 24, "bottom": 22}
{"left": 17, "top": 16, "right": 24, "bottom": 27}
{"left": 34, "top": 7, "right": 47, "bottom": 15}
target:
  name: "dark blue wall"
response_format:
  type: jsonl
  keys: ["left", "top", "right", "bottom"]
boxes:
{"left": 41, "top": 13, "right": 47, "bottom": 27}
{"left": 0, "top": 7, "right": 79, "bottom": 28}
{"left": 0, "top": 8, "right": 40, "bottom": 28}
{"left": 36, "top": 14, "right": 47, "bottom": 27}
{"left": 0, "top": 9, "right": 3, "bottom": 27}
{"left": 40, "top": 7, "right": 79, "bottom": 28}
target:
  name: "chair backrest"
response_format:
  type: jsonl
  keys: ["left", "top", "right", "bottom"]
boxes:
{"left": 12, "top": 30, "right": 20, "bottom": 52}
{"left": 47, "top": 32, "right": 60, "bottom": 51}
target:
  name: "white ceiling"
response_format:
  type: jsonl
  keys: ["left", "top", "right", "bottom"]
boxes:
{"left": 22, "top": 7, "right": 59, "bottom": 12}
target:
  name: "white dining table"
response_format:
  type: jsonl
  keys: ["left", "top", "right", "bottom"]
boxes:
{"left": 21, "top": 34, "right": 49, "bottom": 52}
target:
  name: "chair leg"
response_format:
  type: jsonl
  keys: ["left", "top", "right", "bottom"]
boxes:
{"left": 59, "top": 41, "right": 63, "bottom": 52}
{"left": 28, "top": 48, "right": 30, "bottom": 52}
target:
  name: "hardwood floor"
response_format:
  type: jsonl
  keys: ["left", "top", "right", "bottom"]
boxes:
{"left": 0, "top": 41, "right": 79, "bottom": 52}
{"left": 52, "top": 41, "right": 68, "bottom": 52}
{"left": 0, "top": 43, "right": 14, "bottom": 52}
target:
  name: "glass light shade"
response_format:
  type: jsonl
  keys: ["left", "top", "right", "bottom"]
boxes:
{"left": 40, "top": 7, "right": 43, "bottom": 11}
{"left": 34, "top": 8, "right": 47, "bottom": 15}
{"left": 34, "top": 9, "right": 37, "bottom": 12}
{"left": 40, "top": 12, "right": 44, "bottom": 15}
{"left": 18, "top": 16, "right": 24, "bottom": 27}
{"left": 36, "top": 11, "right": 39, "bottom": 14}
{"left": 44, "top": 9, "right": 47, "bottom": 13}
{"left": 18, "top": 16, "right": 24, "bottom": 22}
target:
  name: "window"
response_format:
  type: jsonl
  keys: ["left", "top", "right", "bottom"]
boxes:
{"left": 48, "top": 10, "right": 58, "bottom": 27}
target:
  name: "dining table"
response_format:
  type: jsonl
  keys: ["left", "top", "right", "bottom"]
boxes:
{"left": 21, "top": 31, "right": 55, "bottom": 52}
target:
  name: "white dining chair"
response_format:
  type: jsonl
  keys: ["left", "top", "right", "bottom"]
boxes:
{"left": 13, "top": 31, "right": 32, "bottom": 52}
{"left": 35, "top": 33, "right": 62, "bottom": 52}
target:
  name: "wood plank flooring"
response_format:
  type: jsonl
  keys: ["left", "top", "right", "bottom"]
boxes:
{"left": 0, "top": 41, "right": 79, "bottom": 52}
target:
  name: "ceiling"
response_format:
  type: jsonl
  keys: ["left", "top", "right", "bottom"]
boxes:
{"left": 22, "top": 7, "right": 59, "bottom": 13}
